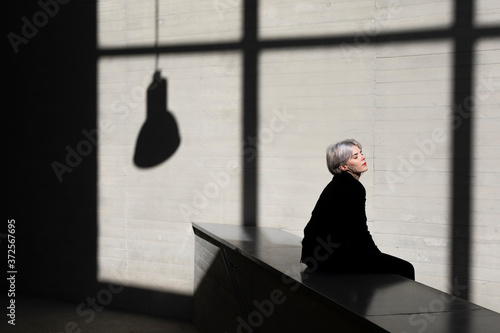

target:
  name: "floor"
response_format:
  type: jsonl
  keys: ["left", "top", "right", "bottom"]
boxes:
{"left": 3, "top": 295, "right": 199, "bottom": 333}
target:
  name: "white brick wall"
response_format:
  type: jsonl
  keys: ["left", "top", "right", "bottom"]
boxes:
{"left": 97, "top": 0, "right": 500, "bottom": 312}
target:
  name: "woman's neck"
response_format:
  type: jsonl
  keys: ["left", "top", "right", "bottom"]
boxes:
{"left": 346, "top": 170, "right": 361, "bottom": 180}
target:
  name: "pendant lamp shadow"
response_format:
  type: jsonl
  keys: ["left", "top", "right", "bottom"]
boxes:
{"left": 133, "top": 71, "right": 181, "bottom": 167}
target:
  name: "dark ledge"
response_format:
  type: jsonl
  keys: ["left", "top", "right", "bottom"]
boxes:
{"left": 193, "top": 222, "right": 500, "bottom": 333}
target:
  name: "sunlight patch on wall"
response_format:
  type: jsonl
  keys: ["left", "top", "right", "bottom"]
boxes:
{"left": 470, "top": 38, "right": 500, "bottom": 312}
{"left": 96, "top": 50, "right": 242, "bottom": 294}
{"left": 97, "top": 0, "right": 242, "bottom": 49}
{"left": 259, "top": 0, "right": 453, "bottom": 40}
{"left": 474, "top": 0, "right": 500, "bottom": 27}
{"left": 373, "top": 39, "right": 454, "bottom": 289}
{"left": 258, "top": 46, "right": 377, "bottom": 234}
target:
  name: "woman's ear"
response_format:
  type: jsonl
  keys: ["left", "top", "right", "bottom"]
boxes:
{"left": 339, "top": 164, "right": 348, "bottom": 171}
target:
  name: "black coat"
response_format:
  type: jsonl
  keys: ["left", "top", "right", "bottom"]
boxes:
{"left": 301, "top": 171, "right": 379, "bottom": 265}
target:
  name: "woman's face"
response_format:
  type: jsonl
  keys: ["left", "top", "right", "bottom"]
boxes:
{"left": 341, "top": 145, "right": 368, "bottom": 174}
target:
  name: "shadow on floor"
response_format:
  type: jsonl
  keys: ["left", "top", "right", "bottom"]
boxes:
{"left": 3, "top": 295, "right": 198, "bottom": 333}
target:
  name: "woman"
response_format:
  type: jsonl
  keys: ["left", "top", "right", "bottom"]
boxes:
{"left": 301, "top": 139, "right": 415, "bottom": 280}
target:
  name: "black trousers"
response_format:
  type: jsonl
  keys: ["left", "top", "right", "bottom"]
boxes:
{"left": 307, "top": 249, "right": 415, "bottom": 280}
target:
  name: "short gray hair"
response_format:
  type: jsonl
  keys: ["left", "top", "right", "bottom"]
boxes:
{"left": 326, "top": 139, "right": 362, "bottom": 175}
